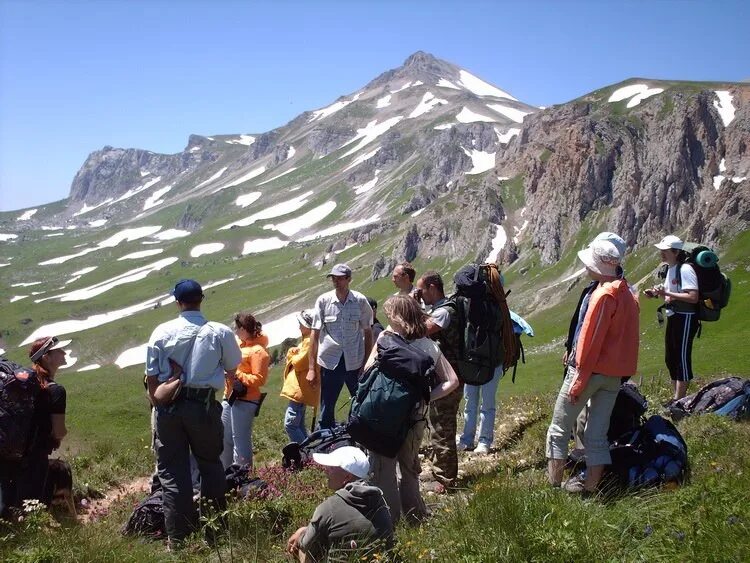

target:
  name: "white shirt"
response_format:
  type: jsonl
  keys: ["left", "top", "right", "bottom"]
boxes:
{"left": 665, "top": 263, "right": 698, "bottom": 317}
{"left": 312, "top": 289, "right": 373, "bottom": 371}
{"left": 145, "top": 311, "right": 242, "bottom": 389}
{"left": 428, "top": 298, "right": 452, "bottom": 329}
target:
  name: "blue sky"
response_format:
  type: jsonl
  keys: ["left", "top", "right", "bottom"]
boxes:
{"left": 1, "top": 0, "right": 748, "bottom": 212}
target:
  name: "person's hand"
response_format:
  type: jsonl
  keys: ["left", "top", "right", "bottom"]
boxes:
{"left": 644, "top": 288, "right": 656, "bottom": 298}
{"left": 567, "top": 392, "right": 578, "bottom": 405}
{"left": 562, "top": 351, "right": 568, "bottom": 366}
{"left": 654, "top": 285, "right": 666, "bottom": 298}
{"left": 286, "top": 526, "right": 307, "bottom": 555}
{"left": 289, "top": 347, "right": 299, "bottom": 355}
{"left": 306, "top": 369, "right": 318, "bottom": 388}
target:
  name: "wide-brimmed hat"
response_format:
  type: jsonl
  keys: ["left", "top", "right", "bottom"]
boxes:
{"left": 577, "top": 239, "right": 621, "bottom": 277}
{"left": 591, "top": 232, "right": 627, "bottom": 259}
{"left": 312, "top": 446, "right": 369, "bottom": 479}
{"left": 295, "top": 310, "right": 314, "bottom": 329}
{"left": 654, "top": 235, "right": 684, "bottom": 251}
{"left": 29, "top": 336, "right": 71, "bottom": 362}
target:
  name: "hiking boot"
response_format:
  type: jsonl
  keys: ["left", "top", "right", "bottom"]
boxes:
{"left": 456, "top": 441, "right": 474, "bottom": 452}
{"left": 562, "top": 474, "right": 586, "bottom": 494}
{"left": 473, "top": 443, "right": 490, "bottom": 455}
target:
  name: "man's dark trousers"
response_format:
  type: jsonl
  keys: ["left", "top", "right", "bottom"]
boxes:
{"left": 154, "top": 393, "right": 227, "bottom": 541}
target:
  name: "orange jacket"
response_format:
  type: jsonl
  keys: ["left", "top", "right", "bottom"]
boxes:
{"left": 224, "top": 333, "right": 270, "bottom": 402}
{"left": 280, "top": 337, "right": 320, "bottom": 407}
{"left": 570, "top": 279, "right": 639, "bottom": 400}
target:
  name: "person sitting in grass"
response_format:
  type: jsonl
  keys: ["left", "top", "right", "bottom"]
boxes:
{"left": 280, "top": 310, "right": 320, "bottom": 444}
{"left": 546, "top": 240, "right": 639, "bottom": 494}
{"left": 221, "top": 311, "right": 270, "bottom": 470}
{"left": 285, "top": 446, "right": 393, "bottom": 561}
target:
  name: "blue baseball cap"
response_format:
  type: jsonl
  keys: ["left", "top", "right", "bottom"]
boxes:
{"left": 171, "top": 279, "right": 204, "bottom": 302}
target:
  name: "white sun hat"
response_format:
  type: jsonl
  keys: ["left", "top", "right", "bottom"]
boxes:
{"left": 312, "top": 446, "right": 370, "bottom": 479}
{"left": 654, "top": 235, "right": 684, "bottom": 250}
{"left": 577, "top": 239, "right": 621, "bottom": 277}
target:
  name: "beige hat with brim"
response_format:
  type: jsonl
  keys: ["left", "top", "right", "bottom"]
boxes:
{"left": 577, "top": 240, "right": 621, "bottom": 277}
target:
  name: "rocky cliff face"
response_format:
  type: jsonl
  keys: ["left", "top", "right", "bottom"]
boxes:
{"left": 497, "top": 83, "right": 750, "bottom": 263}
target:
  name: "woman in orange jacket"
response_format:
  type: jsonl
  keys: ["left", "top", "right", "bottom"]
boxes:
{"left": 221, "top": 312, "right": 270, "bottom": 469}
{"left": 546, "top": 239, "right": 639, "bottom": 494}
{"left": 280, "top": 310, "right": 320, "bottom": 443}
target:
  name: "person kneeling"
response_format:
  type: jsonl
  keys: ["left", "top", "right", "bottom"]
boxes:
{"left": 286, "top": 446, "right": 393, "bottom": 562}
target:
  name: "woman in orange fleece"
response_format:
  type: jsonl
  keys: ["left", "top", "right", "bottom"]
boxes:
{"left": 221, "top": 312, "right": 270, "bottom": 469}
{"left": 546, "top": 239, "right": 639, "bottom": 494}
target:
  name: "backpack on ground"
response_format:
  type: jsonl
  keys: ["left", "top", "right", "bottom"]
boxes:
{"left": 450, "top": 263, "right": 518, "bottom": 384}
{"left": 224, "top": 463, "right": 268, "bottom": 497}
{"left": 122, "top": 490, "right": 165, "bottom": 539}
{"left": 346, "top": 332, "right": 435, "bottom": 458}
{"left": 678, "top": 243, "right": 731, "bottom": 322}
{"left": 0, "top": 360, "right": 41, "bottom": 462}
{"left": 607, "top": 382, "right": 648, "bottom": 442}
{"left": 281, "top": 425, "right": 357, "bottom": 471}
{"left": 669, "top": 377, "right": 750, "bottom": 422}
{"left": 606, "top": 415, "right": 688, "bottom": 491}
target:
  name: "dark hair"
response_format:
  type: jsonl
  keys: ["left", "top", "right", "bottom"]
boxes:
{"left": 234, "top": 312, "right": 262, "bottom": 338}
{"left": 383, "top": 295, "right": 428, "bottom": 340}
{"left": 399, "top": 262, "right": 416, "bottom": 283}
{"left": 419, "top": 270, "right": 444, "bottom": 294}
{"left": 28, "top": 337, "right": 55, "bottom": 388}
{"left": 367, "top": 297, "right": 378, "bottom": 311}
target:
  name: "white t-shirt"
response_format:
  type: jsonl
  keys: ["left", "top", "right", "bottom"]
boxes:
{"left": 666, "top": 263, "right": 698, "bottom": 293}
{"left": 429, "top": 298, "right": 452, "bottom": 329}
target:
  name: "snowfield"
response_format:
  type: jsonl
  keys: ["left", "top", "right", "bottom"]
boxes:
{"left": 88, "top": 219, "right": 108, "bottom": 228}
{"left": 463, "top": 148, "right": 496, "bottom": 175}
{"left": 17, "top": 209, "right": 38, "bottom": 221}
{"left": 39, "top": 226, "right": 164, "bottom": 265}
{"left": 111, "top": 176, "right": 162, "bottom": 204}
{"left": 456, "top": 107, "right": 497, "bottom": 123}
{"left": 190, "top": 243, "right": 224, "bottom": 257}
{"left": 73, "top": 198, "right": 113, "bottom": 217}
{"left": 196, "top": 167, "right": 228, "bottom": 189}
{"left": 458, "top": 70, "right": 517, "bottom": 101}
{"left": 143, "top": 184, "right": 173, "bottom": 211}
{"left": 408, "top": 92, "right": 448, "bottom": 118}
{"left": 339, "top": 117, "right": 404, "bottom": 158}
{"left": 495, "top": 127, "right": 521, "bottom": 144}
{"left": 221, "top": 191, "right": 314, "bottom": 230}
{"left": 376, "top": 94, "right": 392, "bottom": 108}
{"left": 118, "top": 249, "right": 164, "bottom": 260}
{"left": 258, "top": 167, "right": 298, "bottom": 185}
{"left": 344, "top": 147, "right": 381, "bottom": 171}
{"left": 485, "top": 224, "right": 508, "bottom": 263}
{"left": 213, "top": 166, "right": 267, "bottom": 193}
{"left": 225, "top": 135, "right": 256, "bottom": 146}
{"left": 309, "top": 93, "right": 362, "bottom": 122}
{"left": 297, "top": 214, "right": 380, "bottom": 242}
{"left": 235, "top": 192, "right": 262, "bottom": 208}
{"left": 241, "top": 237, "right": 289, "bottom": 255}
{"left": 152, "top": 229, "right": 190, "bottom": 241}
{"left": 1, "top": 233, "right": 19, "bottom": 241}
{"left": 268, "top": 201, "right": 337, "bottom": 236}
{"left": 713, "top": 91, "right": 736, "bottom": 126}
{"left": 115, "top": 344, "right": 147, "bottom": 368}
{"left": 607, "top": 83, "right": 664, "bottom": 108}
{"left": 437, "top": 78, "right": 461, "bottom": 90}
{"left": 353, "top": 173, "right": 379, "bottom": 195}
{"left": 487, "top": 104, "right": 530, "bottom": 123}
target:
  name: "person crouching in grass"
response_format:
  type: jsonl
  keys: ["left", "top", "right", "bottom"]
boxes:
{"left": 546, "top": 240, "right": 639, "bottom": 494}
{"left": 280, "top": 310, "right": 320, "bottom": 443}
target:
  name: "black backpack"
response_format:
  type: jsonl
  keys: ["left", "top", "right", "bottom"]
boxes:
{"left": 347, "top": 332, "right": 435, "bottom": 458}
{"left": 282, "top": 425, "right": 357, "bottom": 471}
{"left": 122, "top": 490, "right": 165, "bottom": 539}
{"left": 451, "top": 263, "right": 517, "bottom": 385}
{"left": 678, "top": 243, "right": 731, "bottom": 321}
{"left": 224, "top": 463, "right": 268, "bottom": 498}
{"left": 607, "top": 382, "right": 648, "bottom": 442}
{"left": 0, "top": 360, "right": 41, "bottom": 462}
{"left": 607, "top": 415, "right": 688, "bottom": 491}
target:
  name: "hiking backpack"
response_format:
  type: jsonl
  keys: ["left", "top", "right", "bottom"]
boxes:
{"left": 676, "top": 243, "right": 731, "bottom": 321}
{"left": 669, "top": 377, "right": 750, "bottom": 422}
{"left": 607, "top": 382, "right": 648, "bottom": 442}
{"left": 449, "top": 263, "right": 518, "bottom": 385}
{"left": 282, "top": 424, "right": 357, "bottom": 471}
{"left": 122, "top": 490, "right": 166, "bottom": 539}
{"left": 347, "top": 332, "right": 436, "bottom": 458}
{"left": 0, "top": 360, "right": 42, "bottom": 462}
{"left": 224, "top": 463, "right": 268, "bottom": 498}
{"left": 607, "top": 415, "right": 688, "bottom": 491}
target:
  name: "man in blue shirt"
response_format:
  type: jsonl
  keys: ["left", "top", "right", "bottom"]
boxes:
{"left": 145, "top": 279, "right": 242, "bottom": 547}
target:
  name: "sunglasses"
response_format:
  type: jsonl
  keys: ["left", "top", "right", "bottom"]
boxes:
{"left": 30, "top": 336, "right": 59, "bottom": 362}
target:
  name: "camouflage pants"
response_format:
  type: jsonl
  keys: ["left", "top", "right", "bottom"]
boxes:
{"left": 428, "top": 383, "right": 463, "bottom": 485}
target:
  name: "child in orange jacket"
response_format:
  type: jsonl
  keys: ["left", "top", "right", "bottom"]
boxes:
{"left": 281, "top": 311, "right": 320, "bottom": 443}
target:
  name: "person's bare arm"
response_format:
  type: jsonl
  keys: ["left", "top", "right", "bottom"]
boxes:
{"left": 430, "top": 353, "right": 459, "bottom": 402}
{"left": 361, "top": 327, "right": 373, "bottom": 373}
{"left": 306, "top": 329, "right": 320, "bottom": 387}
{"left": 51, "top": 414, "right": 67, "bottom": 443}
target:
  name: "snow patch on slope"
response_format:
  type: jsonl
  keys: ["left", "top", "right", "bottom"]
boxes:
{"left": 456, "top": 107, "right": 496, "bottom": 123}
{"left": 309, "top": 93, "right": 362, "bottom": 122}
{"left": 339, "top": 117, "right": 404, "bottom": 158}
{"left": 713, "top": 91, "right": 736, "bottom": 126}
{"left": 484, "top": 225, "right": 507, "bottom": 263}
{"left": 190, "top": 243, "right": 224, "bottom": 257}
{"left": 458, "top": 70, "right": 517, "bottom": 101}
{"left": 408, "top": 92, "right": 448, "bottom": 118}
{"left": 213, "top": 166, "right": 267, "bottom": 193}
{"left": 17, "top": 209, "right": 37, "bottom": 221}
{"left": 221, "top": 191, "right": 314, "bottom": 230}
{"left": 241, "top": 237, "right": 289, "bottom": 255}
{"left": 463, "top": 148, "right": 496, "bottom": 175}
{"left": 486, "top": 104, "right": 530, "bottom": 123}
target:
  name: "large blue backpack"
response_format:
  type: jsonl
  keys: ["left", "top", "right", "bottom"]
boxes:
{"left": 607, "top": 415, "right": 688, "bottom": 490}
{"left": 347, "top": 332, "right": 435, "bottom": 458}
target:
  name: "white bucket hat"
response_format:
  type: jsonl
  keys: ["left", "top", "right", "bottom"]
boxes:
{"left": 654, "top": 235, "right": 684, "bottom": 250}
{"left": 591, "top": 232, "right": 627, "bottom": 259}
{"left": 577, "top": 239, "right": 621, "bottom": 277}
{"left": 312, "top": 446, "right": 370, "bottom": 479}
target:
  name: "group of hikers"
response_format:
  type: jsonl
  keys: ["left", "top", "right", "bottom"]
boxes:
{"left": 0, "top": 230, "right": 716, "bottom": 560}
